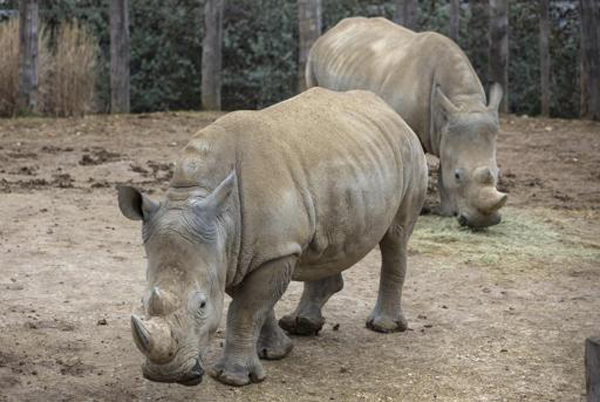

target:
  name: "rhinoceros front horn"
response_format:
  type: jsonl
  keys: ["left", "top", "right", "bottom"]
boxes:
{"left": 476, "top": 188, "right": 508, "bottom": 214}
{"left": 131, "top": 315, "right": 176, "bottom": 364}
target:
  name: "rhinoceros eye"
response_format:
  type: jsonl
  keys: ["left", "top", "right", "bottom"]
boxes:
{"left": 454, "top": 169, "right": 465, "bottom": 182}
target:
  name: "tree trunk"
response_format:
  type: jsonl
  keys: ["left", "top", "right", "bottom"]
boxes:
{"left": 488, "top": 0, "right": 509, "bottom": 113}
{"left": 539, "top": 0, "right": 550, "bottom": 117}
{"left": 17, "top": 0, "right": 38, "bottom": 114}
{"left": 298, "top": 0, "right": 322, "bottom": 92}
{"left": 201, "top": 0, "right": 224, "bottom": 111}
{"left": 110, "top": 0, "right": 130, "bottom": 114}
{"left": 579, "top": 0, "right": 600, "bottom": 120}
{"left": 393, "top": 0, "right": 419, "bottom": 31}
{"left": 450, "top": 0, "right": 460, "bottom": 42}
{"left": 468, "top": 0, "right": 489, "bottom": 85}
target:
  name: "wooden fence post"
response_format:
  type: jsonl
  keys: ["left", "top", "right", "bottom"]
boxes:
{"left": 587, "top": 336, "right": 600, "bottom": 402}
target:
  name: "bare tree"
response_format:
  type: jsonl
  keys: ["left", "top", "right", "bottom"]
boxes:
{"left": 579, "top": 0, "right": 600, "bottom": 120}
{"left": 488, "top": 0, "right": 509, "bottom": 113}
{"left": 298, "top": 0, "right": 322, "bottom": 92}
{"left": 17, "top": 0, "right": 38, "bottom": 113}
{"left": 202, "top": 0, "right": 224, "bottom": 111}
{"left": 110, "top": 0, "right": 130, "bottom": 114}
{"left": 449, "top": 0, "right": 460, "bottom": 42}
{"left": 393, "top": 0, "right": 419, "bottom": 31}
{"left": 539, "top": 0, "right": 550, "bottom": 117}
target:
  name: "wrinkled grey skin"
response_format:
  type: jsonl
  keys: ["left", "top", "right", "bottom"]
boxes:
{"left": 307, "top": 17, "right": 507, "bottom": 228}
{"left": 118, "top": 88, "right": 427, "bottom": 387}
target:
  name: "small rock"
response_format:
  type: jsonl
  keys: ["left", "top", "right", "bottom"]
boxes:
{"left": 332, "top": 323, "right": 340, "bottom": 331}
{"left": 500, "top": 348, "right": 508, "bottom": 353}
{"left": 417, "top": 314, "right": 427, "bottom": 319}
{"left": 97, "top": 318, "right": 108, "bottom": 326}
{"left": 339, "top": 366, "right": 348, "bottom": 373}
{"left": 424, "top": 324, "right": 433, "bottom": 328}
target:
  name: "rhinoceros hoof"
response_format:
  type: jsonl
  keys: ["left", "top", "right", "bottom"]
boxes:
{"left": 258, "top": 332, "right": 294, "bottom": 360}
{"left": 278, "top": 314, "right": 325, "bottom": 336}
{"left": 208, "top": 359, "right": 265, "bottom": 387}
{"left": 366, "top": 314, "right": 408, "bottom": 333}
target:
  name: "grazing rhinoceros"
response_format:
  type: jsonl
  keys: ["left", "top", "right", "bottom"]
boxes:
{"left": 306, "top": 16, "right": 507, "bottom": 228}
{"left": 118, "top": 87, "right": 427, "bottom": 387}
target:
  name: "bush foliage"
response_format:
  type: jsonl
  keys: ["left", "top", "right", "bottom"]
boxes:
{"left": 0, "top": 0, "right": 583, "bottom": 117}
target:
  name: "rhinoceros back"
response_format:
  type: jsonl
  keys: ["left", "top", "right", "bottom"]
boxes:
{"left": 307, "top": 17, "right": 486, "bottom": 155}
{"left": 177, "top": 88, "right": 426, "bottom": 282}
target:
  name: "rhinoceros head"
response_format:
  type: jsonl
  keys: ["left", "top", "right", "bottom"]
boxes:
{"left": 118, "top": 173, "right": 236, "bottom": 386}
{"left": 435, "top": 84, "right": 508, "bottom": 228}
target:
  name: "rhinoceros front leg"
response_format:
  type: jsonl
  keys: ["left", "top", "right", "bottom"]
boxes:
{"left": 366, "top": 228, "right": 410, "bottom": 333}
{"left": 436, "top": 166, "right": 455, "bottom": 217}
{"left": 209, "top": 257, "right": 295, "bottom": 386}
{"left": 279, "top": 273, "right": 344, "bottom": 336}
{"left": 257, "top": 308, "right": 293, "bottom": 360}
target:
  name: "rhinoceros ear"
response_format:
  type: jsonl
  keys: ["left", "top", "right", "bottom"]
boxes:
{"left": 204, "top": 170, "right": 236, "bottom": 215}
{"left": 487, "top": 83, "right": 503, "bottom": 112}
{"left": 118, "top": 186, "right": 160, "bottom": 221}
{"left": 436, "top": 86, "right": 459, "bottom": 116}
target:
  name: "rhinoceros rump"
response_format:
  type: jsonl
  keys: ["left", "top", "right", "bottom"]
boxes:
{"left": 307, "top": 17, "right": 507, "bottom": 228}
{"left": 118, "top": 88, "right": 427, "bottom": 386}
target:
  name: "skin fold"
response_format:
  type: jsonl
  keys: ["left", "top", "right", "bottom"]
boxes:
{"left": 118, "top": 88, "right": 427, "bottom": 387}
{"left": 307, "top": 16, "right": 507, "bottom": 228}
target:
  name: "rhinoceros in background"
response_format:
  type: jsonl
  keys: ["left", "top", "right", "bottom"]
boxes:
{"left": 118, "top": 87, "right": 427, "bottom": 387}
{"left": 306, "top": 17, "right": 507, "bottom": 228}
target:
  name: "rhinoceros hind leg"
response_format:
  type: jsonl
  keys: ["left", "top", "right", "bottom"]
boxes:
{"left": 210, "top": 256, "right": 295, "bottom": 386}
{"left": 257, "top": 309, "right": 294, "bottom": 360}
{"left": 279, "top": 273, "right": 343, "bottom": 336}
{"left": 367, "top": 187, "right": 423, "bottom": 333}
{"left": 367, "top": 229, "right": 410, "bottom": 333}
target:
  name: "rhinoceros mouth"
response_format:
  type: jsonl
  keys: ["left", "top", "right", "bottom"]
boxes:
{"left": 457, "top": 211, "right": 502, "bottom": 228}
{"left": 142, "top": 356, "right": 204, "bottom": 386}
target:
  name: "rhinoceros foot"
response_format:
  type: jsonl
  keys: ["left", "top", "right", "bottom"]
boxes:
{"left": 257, "top": 325, "right": 294, "bottom": 360}
{"left": 209, "top": 357, "right": 265, "bottom": 387}
{"left": 278, "top": 314, "right": 325, "bottom": 336}
{"left": 366, "top": 312, "right": 408, "bottom": 333}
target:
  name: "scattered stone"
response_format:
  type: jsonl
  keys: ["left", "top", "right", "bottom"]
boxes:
{"left": 96, "top": 319, "right": 108, "bottom": 326}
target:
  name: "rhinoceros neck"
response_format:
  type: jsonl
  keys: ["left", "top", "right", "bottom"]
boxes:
{"left": 426, "top": 37, "right": 487, "bottom": 157}
{"left": 169, "top": 123, "right": 244, "bottom": 292}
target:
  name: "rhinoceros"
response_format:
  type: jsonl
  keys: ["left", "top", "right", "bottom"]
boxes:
{"left": 306, "top": 17, "right": 507, "bottom": 228}
{"left": 118, "top": 87, "right": 427, "bottom": 387}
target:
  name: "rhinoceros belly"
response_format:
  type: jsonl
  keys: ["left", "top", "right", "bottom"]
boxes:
{"left": 292, "top": 160, "right": 402, "bottom": 282}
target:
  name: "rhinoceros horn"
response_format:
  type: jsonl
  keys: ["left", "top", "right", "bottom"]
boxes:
{"left": 148, "top": 287, "right": 163, "bottom": 316}
{"left": 131, "top": 315, "right": 176, "bottom": 364}
{"left": 476, "top": 187, "right": 508, "bottom": 214}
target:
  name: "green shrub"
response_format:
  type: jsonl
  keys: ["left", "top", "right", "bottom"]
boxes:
{"left": 0, "top": 0, "right": 583, "bottom": 117}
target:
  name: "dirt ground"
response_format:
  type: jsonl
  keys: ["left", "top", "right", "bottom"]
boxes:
{"left": 0, "top": 112, "right": 599, "bottom": 402}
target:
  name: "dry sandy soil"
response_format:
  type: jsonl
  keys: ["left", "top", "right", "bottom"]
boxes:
{"left": 0, "top": 112, "right": 599, "bottom": 401}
